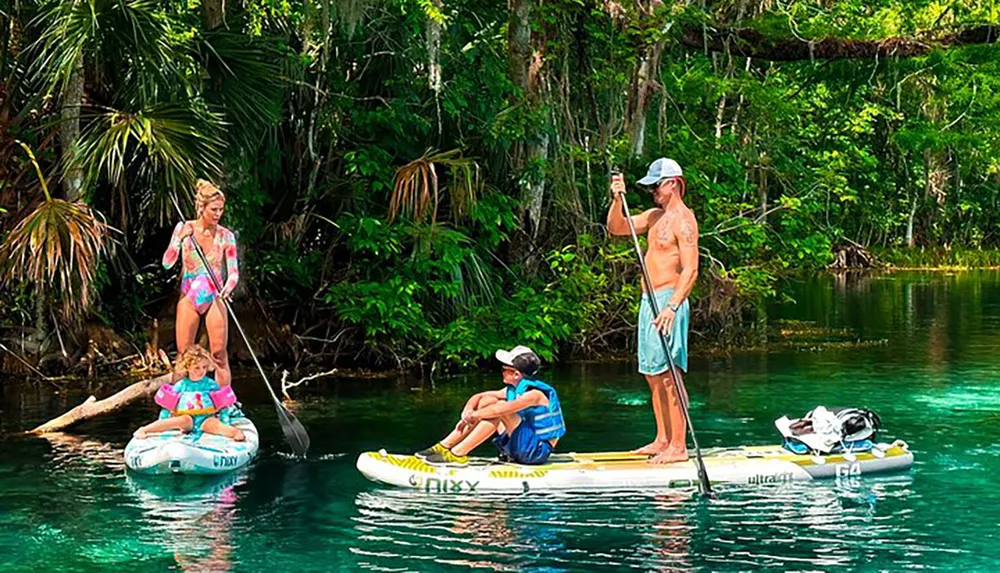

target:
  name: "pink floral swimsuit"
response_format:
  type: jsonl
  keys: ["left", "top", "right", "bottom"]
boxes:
{"left": 162, "top": 222, "right": 240, "bottom": 315}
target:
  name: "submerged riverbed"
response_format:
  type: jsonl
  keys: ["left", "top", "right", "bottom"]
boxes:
{"left": 2, "top": 271, "right": 1000, "bottom": 571}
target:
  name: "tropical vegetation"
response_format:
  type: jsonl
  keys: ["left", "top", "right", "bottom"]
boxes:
{"left": 3, "top": 0, "right": 1000, "bottom": 374}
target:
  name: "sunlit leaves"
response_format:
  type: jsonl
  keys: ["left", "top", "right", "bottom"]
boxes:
{"left": 73, "top": 102, "right": 225, "bottom": 226}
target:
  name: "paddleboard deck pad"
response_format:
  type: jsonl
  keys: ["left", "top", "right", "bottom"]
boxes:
{"left": 124, "top": 417, "right": 259, "bottom": 475}
{"left": 356, "top": 441, "right": 912, "bottom": 493}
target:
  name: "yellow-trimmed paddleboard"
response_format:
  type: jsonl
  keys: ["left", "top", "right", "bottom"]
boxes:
{"left": 356, "top": 441, "right": 913, "bottom": 493}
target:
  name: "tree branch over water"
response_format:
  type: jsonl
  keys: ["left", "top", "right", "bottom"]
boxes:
{"left": 681, "top": 25, "right": 1000, "bottom": 61}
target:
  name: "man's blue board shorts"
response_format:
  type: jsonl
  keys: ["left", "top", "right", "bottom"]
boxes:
{"left": 638, "top": 287, "right": 689, "bottom": 375}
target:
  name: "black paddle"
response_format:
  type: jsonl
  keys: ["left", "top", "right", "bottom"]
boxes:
{"left": 168, "top": 194, "right": 310, "bottom": 457}
{"left": 613, "top": 172, "right": 713, "bottom": 497}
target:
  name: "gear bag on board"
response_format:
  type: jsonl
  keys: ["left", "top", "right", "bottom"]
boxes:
{"left": 775, "top": 406, "right": 882, "bottom": 455}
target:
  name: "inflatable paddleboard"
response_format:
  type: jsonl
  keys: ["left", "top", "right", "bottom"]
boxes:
{"left": 124, "top": 417, "right": 259, "bottom": 475}
{"left": 357, "top": 440, "right": 913, "bottom": 493}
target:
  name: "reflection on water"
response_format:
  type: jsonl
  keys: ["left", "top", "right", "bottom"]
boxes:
{"left": 350, "top": 477, "right": 929, "bottom": 571}
{"left": 3, "top": 271, "right": 1000, "bottom": 571}
{"left": 39, "top": 432, "right": 246, "bottom": 572}
{"left": 126, "top": 472, "right": 244, "bottom": 573}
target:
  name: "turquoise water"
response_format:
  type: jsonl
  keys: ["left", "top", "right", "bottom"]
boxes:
{"left": 2, "top": 271, "right": 1000, "bottom": 571}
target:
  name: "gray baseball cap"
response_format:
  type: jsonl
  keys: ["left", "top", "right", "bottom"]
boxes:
{"left": 637, "top": 158, "right": 683, "bottom": 186}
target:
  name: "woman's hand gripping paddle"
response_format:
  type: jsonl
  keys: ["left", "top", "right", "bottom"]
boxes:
{"left": 169, "top": 194, "right": 310, "bottom": 458}
{"left": 612, "top": 171, "right": 713, "bottom": 498}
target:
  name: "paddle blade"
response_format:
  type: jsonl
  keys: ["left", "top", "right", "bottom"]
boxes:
{"left": 275, "top": 403, "right": 310, "bottom": 457}
{"left": 696, "top": 462, "right": 715, "bottom": 498}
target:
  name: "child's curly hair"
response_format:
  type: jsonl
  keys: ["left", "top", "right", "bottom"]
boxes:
{"left": 174, "top": 345, "right": 216, "bottom": 373}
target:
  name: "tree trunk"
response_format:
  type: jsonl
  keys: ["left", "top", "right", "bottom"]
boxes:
{"left": 508, "top": 0, "right": 532, "bottom": 94}
{"left": 305, "top": 0, "right": 331, "bottom": 198}
{"left": 60, "top": 52, "right": 84, "bottom": 201}
{"left": 924, "top": 148, "right": 950, "bottom": 207}
{"left": 427, "top": 1, "right": 443, "bottom": 95}
{"left": 507, "top": 0, "right": 550, "bottom": 253}
{"left": 627, "top": 39, "right": 666, "bottom": 158}
{"left": 427, "top": 0, "right": 444, "bottom": 139}
{"left": 202, "top": 0, "right": 225, "bottom": 30}
{"left": 29, "top": 373, "right": 171, "bottom": 434}
{"left": 921, "top": 90, "right": 949, "bottom": 243}
{"left": 1, "top": 9, "right": 12, "bottom": 83}
{"left": 714, "top": 94, "right": 727, "bottom": 139}
{"left": 906, "top": 193, "right": 918, "bottom": 248}
{"left": 758, "top": 162, "right": 768, "bottom": 223}
{"left": 524, "top": 134, "right": 549, "bottom": 239}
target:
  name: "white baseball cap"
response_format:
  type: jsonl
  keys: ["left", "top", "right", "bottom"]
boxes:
{"left": 495, "top": 345, "right": 540, "bottom": 375}
{"left": 637, "top": 158, "right": 683, "bottom": 185}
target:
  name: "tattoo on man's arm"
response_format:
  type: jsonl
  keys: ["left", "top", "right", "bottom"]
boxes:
{"left": 679, "top": 220, "right": 697, "bottom": 246}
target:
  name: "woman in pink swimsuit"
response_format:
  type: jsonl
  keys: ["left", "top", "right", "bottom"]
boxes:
{"left": 162, "top": 179, "right": 239, "bottom": 386}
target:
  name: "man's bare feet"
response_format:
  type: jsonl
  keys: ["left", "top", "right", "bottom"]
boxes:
{"left": 648, "top": 446, "right": 689, "bottom": 465}
{"left": 231, "top": 428, "right": 246, "bottom": 442}
{"left": 631, "top": 441, "right": 669, "bottom": 456}
{"left": 133, "top": 428, "right": 148, "bottom": 439}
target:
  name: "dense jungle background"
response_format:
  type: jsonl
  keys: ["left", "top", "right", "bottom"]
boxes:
{"left": 3, "top": 0, "right": 1000, "bottom": 375}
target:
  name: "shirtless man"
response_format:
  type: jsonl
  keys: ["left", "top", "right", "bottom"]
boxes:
{"left": 606, "top": 158, "right": 699, "bottom": 464}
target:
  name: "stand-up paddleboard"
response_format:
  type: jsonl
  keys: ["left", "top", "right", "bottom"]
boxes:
{"left": 357, "top": 441, "right": 912, "bottom": 493}
{"left": 124, "top": 417, "right": 259, "bottom": 475}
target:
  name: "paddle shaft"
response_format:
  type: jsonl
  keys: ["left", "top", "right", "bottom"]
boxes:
{"left": 168, "top": 197, "right": 282, "bottom": 403}
{"left": 168, "top": 194, "right": 309, "bottom": 456}
{"left": 616, "top": 183, "right": 713, "bottom": 497}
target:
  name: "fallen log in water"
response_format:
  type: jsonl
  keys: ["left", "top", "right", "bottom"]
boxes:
{"left": 29, "top": 373, "right": 171, "bottom": 434}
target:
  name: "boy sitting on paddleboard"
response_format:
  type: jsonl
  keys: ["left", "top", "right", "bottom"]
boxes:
{"left": 416, "top": 346, "right": 565, "bottom": 465}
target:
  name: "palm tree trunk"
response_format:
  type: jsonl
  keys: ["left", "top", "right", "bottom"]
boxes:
{"left": 202, "top": 0, "right": 225, "bottom": 30}
{"left": 60, "top": 52, "right": 84, "bottom": 201}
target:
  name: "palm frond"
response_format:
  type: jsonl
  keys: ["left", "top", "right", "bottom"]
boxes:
{"left": 199, "top": 27, "right": 284, "bottom": 143}
{"left": 72, "top": 101, "right": 226, "bottom": 226}
{"left": 410, "top": 224, "right": 496, "bottom": 312}
{"left": 30, "top": 0, "right": 187, "bottom": 100}
{"left": 389, "top": 149, "right": 481, "bottom": 224}
{"left": 0, "top": 143, "right": 111, "bottom": 322}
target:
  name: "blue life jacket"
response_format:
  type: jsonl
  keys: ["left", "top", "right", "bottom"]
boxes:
{"left": 506, "top": 377, "right": 566, "bottom": 441}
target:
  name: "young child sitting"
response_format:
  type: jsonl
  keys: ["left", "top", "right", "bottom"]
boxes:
{"left": 133, "top": 345, "right": 245, "bottom": 441}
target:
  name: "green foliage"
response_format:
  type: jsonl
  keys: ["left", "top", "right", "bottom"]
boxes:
{"left": 8, "top": 0, "right": 1000, "bottom": 369}
{"left": 876, "top": 248, "right": 1000, "bottom": 269}
{"left": 75, "top": 102, "right": 225, "bottom": 225}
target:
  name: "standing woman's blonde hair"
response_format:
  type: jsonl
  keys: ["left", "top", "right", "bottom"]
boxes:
{"left": 194, "top": 179, "right": 225, "bottom": 217}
